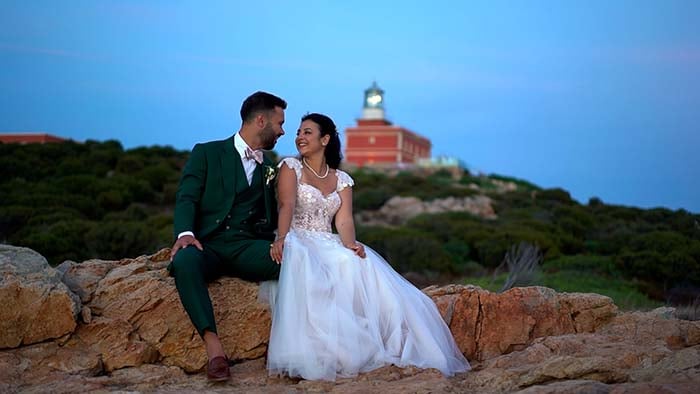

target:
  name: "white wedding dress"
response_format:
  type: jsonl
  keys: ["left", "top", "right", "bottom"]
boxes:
{"left": 262, "top": 157, "right": 470, "bottom": 381}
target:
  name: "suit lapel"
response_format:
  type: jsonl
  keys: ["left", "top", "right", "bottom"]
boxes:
{"left": 220, "top": 136, "right": 237, "bottom": 198}
{"left": 262, "top": 156, "right": 274, "bottom": 225}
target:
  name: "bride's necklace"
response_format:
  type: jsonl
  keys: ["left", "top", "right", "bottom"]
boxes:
{"left": 302, "top": 157, "right": 329, "bottom": 179}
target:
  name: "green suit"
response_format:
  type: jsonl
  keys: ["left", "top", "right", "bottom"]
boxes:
{"left": 169, "top": 136, "right": 279, "bottom": 336}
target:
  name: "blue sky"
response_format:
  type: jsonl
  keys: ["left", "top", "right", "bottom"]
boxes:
{"left": 1, "top": 1, "right": 699, "bottom": 212}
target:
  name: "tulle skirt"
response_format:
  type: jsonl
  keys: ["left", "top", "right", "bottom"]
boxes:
{"left": 260, "top": 228, "right": 470, "bottom": 381}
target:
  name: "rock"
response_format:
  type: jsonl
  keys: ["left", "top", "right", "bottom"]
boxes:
{"left": 105, "top": 364, "right": 188, "bottom": 391}
{"left": 0, "top": 340, "right": 103, "bottom": 389}
{"left": 425, "top": 285, "right": 617, "bottom": 361}
{"left": 600, "top": 311, "right": 700, "bottom": 349}
{"left": 460, "top": 332, "right": 674, "bottom": 392}
{"left": 0, "top": 244, "right": 80, "bottom": 348}
{"left": 2, "top": 245, "right": 700, "bottom": 393}
{"left": 356, "top": 194, "right": 497, "bottom": 227}
{"left": 631, "top": 345, "right": 700, "bottom": 383}
{"left": 80, "top": 305, "right": 92, "bottom": 324}
{"left": 56, "top": 258, "right": 117, "bottom": 303}
{"left": 513, "top": 380, "right": 612, "bottom": 394}
{"left": 67, "top": 316, "right": 159, "bottom": 372}
{"left": 558, "top": 292, "right": 619, "bottom": 333}
{"left": 55, "top": 249, "right": 170, "bottom": 305}
{"left": 83, "top": 259, "right": 272, "bottom": 372}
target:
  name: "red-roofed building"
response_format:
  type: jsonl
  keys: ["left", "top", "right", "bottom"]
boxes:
{"left": 344, "top": 82, "right": 431, "bottom": 167}
{"left": 0, "top": 133, "right": 69, "bottom": 144}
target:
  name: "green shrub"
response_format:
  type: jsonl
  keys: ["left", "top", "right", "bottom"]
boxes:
{"left": 97, "top": 190, "right": 126, "bottom": 211}
{"left": 542, "top": 271, "right": 661, "bottom": 310}
{"left": 359, "top": 227, "right": 452, "bottom": 274}
{"left": 354, "top": 188, "right": 392, "bottom": 211}
{"left": 116, "top": 155, "right": 145, "bottom": 174}
{"left": 443, "top": 240, "right": 471, "bottom": 266}
{"left": 537, "top": 188, "right": 574, "bottom": 205}
{"left": 473, "top": 226, "right": 560, "bottom": 268}
{"left": 0, "top": 205, "right": 33, "bottom": 240}
{"left": 543, "top": 255, "right": 619, "bottom": 276}
{"left": 140, "top": 163, "right": 176, "bottom": 192}
{"left": 85, "top": 221, "right": 158, "bottom": 260}
{"left": 16, "top": 219, "right": 96, "bottom": 265}
{"left": 488, "top": 173, "right": 540, "bottom": 190}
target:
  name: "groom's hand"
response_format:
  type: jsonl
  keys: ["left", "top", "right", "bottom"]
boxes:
{"left": 170, "top": 235, "right": 203, "bottom": 261}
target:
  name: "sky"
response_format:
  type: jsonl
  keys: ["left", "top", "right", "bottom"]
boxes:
{"left": 1, "top": 1, "right": 699, "bottom": 213}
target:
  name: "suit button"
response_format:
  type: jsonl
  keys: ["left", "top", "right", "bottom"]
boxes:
{"left": 227, "top": 215, "right": 231, "bottom": 219}
{"left": 248, "top": 210, "right": 254, "bottom": 215}
{"left": 225, "top": 226, "right": 230, "bottom": 230}
{"left": 239, "top": 230, "right": 244, "bottom": 233}
{"left": 216, "top": 219, "right": 220, "bottom": 224}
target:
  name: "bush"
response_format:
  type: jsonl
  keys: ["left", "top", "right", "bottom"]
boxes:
{"left": 16, "top": 219, "right": 96, "bottom": 265}
{"left": 488, "top": 173, "right": 540, "bottom": 190}
{"left": 85, "top": 221, "right": 158, "bottom": 260}
{"left": 537, "top": 188, "right": 574, "bottom": 205}
{"left": 474, "top": 226, "right": 560, "bottom": 268}
{"left": 140, "top": 163, "right": 176, "bottom": 192}
{"left": 354, "top": 188, "right": 392, "bottom": 211}
{"left": 443, "top": 240, "right": 471, "bottom": 267}
{"left": 0, "top": 205, "right": 33, "bottom": 241}
{"left": 116, "top": 155, "right": 145, "bottom": 174}
{"left": 542, "top": 271, "right": 661, "bottom": 310}
{"left": 97, "top": 190, "right": 126, "bottom": 211}
{"left": 358, "top": 227, "right": 452, "bottom": 274}
{"left": 543, "top": 255, "right": 619, "bottom": 276}
{"left": 1, "top": 141, "right": 189, "bottom": 263}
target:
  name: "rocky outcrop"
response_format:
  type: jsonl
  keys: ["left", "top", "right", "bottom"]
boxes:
{"left": 0, "top": 245, "right": 80, "bottom": 348}
{"left": 425, "top": 285, "right": 618, "bottom": 361}
{"left": 1, "top": 244, "right": 699, "bottom": 393}
{"left": 356, "top": 195, "right": 497, "bottom": 227}
{"left": 55, "top": 249, "right": 272, "bottom": 373}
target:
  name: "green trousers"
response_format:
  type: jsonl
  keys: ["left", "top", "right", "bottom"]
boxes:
{"left": 169, "top": 230, "right": 279, "bottom": 337}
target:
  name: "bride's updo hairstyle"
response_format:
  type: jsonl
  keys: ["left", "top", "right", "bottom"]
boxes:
{"left": 301, "top": 113, "right": 343, "bottom": 169}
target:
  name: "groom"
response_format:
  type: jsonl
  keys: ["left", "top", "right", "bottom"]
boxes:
{"left": 168, "top": 91, "right": 286, "bottom": 381}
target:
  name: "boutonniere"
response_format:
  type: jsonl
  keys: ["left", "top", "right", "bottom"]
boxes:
{"left": 264, "top": 165, "right": 278, "bottom": 186}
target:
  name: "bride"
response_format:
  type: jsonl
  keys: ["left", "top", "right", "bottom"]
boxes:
{"left": 263, "top": 113, "right": 470, "bottom": 381}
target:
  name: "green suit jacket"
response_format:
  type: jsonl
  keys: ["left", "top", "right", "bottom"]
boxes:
{"left": 173, "top": 136, "right": 277, "bottom": 240}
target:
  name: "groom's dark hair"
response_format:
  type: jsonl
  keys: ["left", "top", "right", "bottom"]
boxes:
{"left": 240, "top": 91, "right": 287, "bottom": 124}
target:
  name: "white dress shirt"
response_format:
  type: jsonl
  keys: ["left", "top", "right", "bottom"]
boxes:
{"left": 233, "top": 133, "right": 259, "bottom": 185}
{"left": 177, "top": 133, "right": 259, "bottom": 239}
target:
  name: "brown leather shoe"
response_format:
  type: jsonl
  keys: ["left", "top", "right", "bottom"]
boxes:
{"left": 207, "top": 356, "right": 230, "bottom": 382}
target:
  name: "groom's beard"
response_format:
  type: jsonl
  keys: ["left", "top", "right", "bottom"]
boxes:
{"left": 260, "top": 123, "right": 278, "bottom": 150}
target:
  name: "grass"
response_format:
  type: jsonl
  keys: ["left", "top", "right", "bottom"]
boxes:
{"left": 463, "top": 270, "right": 662, "bottom": 311}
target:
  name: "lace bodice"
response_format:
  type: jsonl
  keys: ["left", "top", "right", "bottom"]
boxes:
{"left": 279, "top": 157, "right": 354, "bottom": 233}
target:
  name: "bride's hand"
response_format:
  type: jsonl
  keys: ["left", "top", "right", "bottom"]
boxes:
{"left": 345, "top": 241, "right": 366, "bottom": 259}
{"left": 270, "top": 237, "right": 285, "bottom": 264}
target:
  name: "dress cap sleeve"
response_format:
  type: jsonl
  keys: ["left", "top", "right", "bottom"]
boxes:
{"left": 336, "top": 169, "right": 354, "bottom": 192}
{"left": 279, "top": 157, "right": 302, "bottom": 180}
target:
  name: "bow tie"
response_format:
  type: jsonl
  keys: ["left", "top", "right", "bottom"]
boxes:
{"left": 245, "top": 147, "right": 263, "bottom": 164}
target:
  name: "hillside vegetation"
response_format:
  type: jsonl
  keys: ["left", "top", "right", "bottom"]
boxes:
{"left": 2, "top": 140, "right": 698, "bottom": 308}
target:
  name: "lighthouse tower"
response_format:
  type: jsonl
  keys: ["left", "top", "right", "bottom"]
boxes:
{"left": 344, "top": 82, "right": 431, "bottom": 167}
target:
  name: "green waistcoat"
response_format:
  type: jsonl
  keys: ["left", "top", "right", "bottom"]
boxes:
{"left": 226, "top": 160, "right": 267, "bottom": 233}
